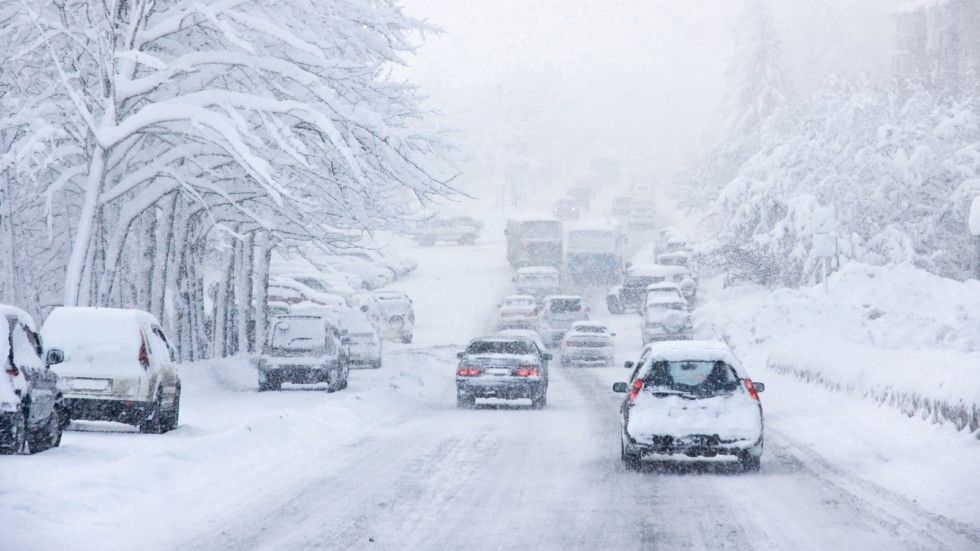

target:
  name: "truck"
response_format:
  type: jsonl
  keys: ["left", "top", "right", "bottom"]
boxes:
{"left": 505, "top": 214, "right": 563, "bottom": 268}
{"left": 564, "top": 218, "right": 624, "bottom": 285}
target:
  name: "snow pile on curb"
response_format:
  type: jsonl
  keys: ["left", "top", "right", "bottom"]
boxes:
{"left": 697, "top": 262, "right": 980, "bottom": 432}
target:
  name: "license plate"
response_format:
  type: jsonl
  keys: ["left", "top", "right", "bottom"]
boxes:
{"left": 69, "top": 378, "right": 110, "bottom": 391}
{"left": 486, "top": 368, "right": 511, "bottom": 377}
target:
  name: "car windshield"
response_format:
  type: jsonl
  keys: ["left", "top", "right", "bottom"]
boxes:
{"left": 466, "top": 340, "right": 535, "bottom": 355}
{"left": 643, "top": 360, "right": 740, "bottom": 395}
{"left": 566, "top": 336, "right": 611, "bottom": 348}
{"left": 549, "top": 299, "right": 582, "bottom": 313}
{"left": 269, "top": 317, "right": 332, "bottom": 353}
{"left": 625, "top": 276, "right": 657, "bottom": 288}
{"left": 517, "top": 274, "right": 558, "bottom": 285}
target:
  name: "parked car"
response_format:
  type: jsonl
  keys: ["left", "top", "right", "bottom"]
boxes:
{"left": 607, "top": 264, "right": 695, "bottom": 314}
{"left": 513, "top": 266, "right": 561, "bottom": 303}
{"left": 345, "top": 249, "right": 416, "bottom": 278}
{"left": 42, "top": 307, "right": 181, "bottom": 434}
{"left": 361, "top": 291, "right": 415, "bottom": 343}
{"left": 343, "top": 319, "right": 382, "bottom": 369}
{"left": 0, "top": 306, "right": 66, "bottom": 454}
{"left": 611, "top": 196, "right": 632, "bottom": 216}
{"left": 559, "top": 331, "right": 615, "bottom": 368}
{"left": 641, "top": 295, "right": 693, "bottom": 344}
{"left": 271, "top": 276, "right": 346, "bottom": 307}
{"left": 628, "top": 202, "right": 656, "bottom": 227}
{"left": 537, "top": 295, "right": 589, "bottom": 347}
{"left": 553, "top": 198, "right": 580, "bottom": 221}
{"left": 496, "top": 295, "right": 539, "bottom": 331}
{"left": 455, "top": 337, "right": 551, "bottom": 409}
{"left": 613, "top": 340, "right": 765, "bottom": 471}
{"left": 643, "top": 282, "right": 688, "bottom": 310}
{"left": 413, "top": 216, "right": 482, "bottom": 246}
{"left": 319, "top": 256, "right": 392, "bottom": 290}
{"left": 276, "top": 270, "right": 359, "bottom": 300}
{"left": 254, "top": 314, "right": 350, "bottom": 391}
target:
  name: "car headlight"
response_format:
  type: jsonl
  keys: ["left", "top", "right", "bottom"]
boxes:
{"left": 0, "top": 401, "right": 19, "bottom": 413}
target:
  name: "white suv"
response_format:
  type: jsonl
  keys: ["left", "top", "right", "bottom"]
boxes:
{"left": 42, "top": 307, "right": 181, "bottom": 433}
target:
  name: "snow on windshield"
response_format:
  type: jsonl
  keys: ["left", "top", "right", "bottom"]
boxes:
{"left": 269, "top": 317, "right": 331, "bottom": 353}
{"left": 466, "top": 340, "right": 535, "bottom": 355}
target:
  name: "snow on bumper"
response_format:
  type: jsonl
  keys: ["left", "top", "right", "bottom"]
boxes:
{"left": 625, "top": 395, "right": 763, "bottom": 455}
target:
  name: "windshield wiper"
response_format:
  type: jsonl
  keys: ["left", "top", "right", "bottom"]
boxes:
{"left": 646, "top": 388, "right": 698, "bottom": 399}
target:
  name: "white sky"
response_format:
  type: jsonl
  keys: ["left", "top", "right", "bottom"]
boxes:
{"left": 398, "top": 0, "right": 897, "bottom": 202}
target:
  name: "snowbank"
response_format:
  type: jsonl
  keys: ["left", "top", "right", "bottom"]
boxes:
{"left": 697, "top": 262, "right": 980, "bottom": 432}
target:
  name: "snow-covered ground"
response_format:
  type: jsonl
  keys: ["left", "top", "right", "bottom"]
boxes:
{"left": 2, "top": 227, "right": 979, "bottom": 550}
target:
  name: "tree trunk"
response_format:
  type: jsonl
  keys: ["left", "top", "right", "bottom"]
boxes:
{"left": 252, "top": 233, "right": 271, "bottom": 354}
{"left": 150, "top": 193, "right": 177, "bottom": 321}
{"left": 235, "top": 233, "right": 255, "bottom": 354}
{"left": 64, "top": 146, "right": 107, "bottom": 306}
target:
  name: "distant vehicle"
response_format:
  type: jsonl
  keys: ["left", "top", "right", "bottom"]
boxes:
{"left": 565, "top": 218, "right": 625, "bottom": 285}
{"left": 567, "top": 185, "right": 593, "bottom": 210}
{"left": 513, "top": 266, "right": 561, "bottom": 303}
{"left": 553, "top": 198, "right": 580, "bottom": 221}
{"left": 271, "top": 276, "right": 346, "bottom": 307}
{"left": 611, "top": 196, "right": 632, "bottom": 216}
{"left": 455, "top": 337, "right": 551, "bottom": 409}
{"left": 0, "top": 306, "right": 66, "bottom": 454}
{"left": 641, "top": 295, "right": 693, "bottom": 344}
{"left": 567, "top": 321, "right": 615, "bottom": 337}
{"left": 559, "top": 332, "right": 615, "bottom": 368}
{"left": 344, "top": 321, "right": 382, "bottom": 369}
{"left": 643, "top": 282, "right": 688, "bottom": 310}
{"left": 496, "top": 295, "right": 539, "bottom": 331}
{"left": 613, "top": 340, "right": 765, "bottom": 471}
{"left": 255, "top": 314, "right": 350, "bottom": 391}
{"left": 607, "top": 264, "right": 695, "bottom": 314}
{"left": 537, "top": 295, "right": 589, "bottom": 347}
{"left": 277, "top": 270, "right": 359, "bottom": 300}
{"left": 319, "top": 256, "right": 392, "bottom": 290}
{"left": 505, "top": 214, "right": 563, "bottom": 268}
{"left": 42, "top": 307, "right": 181, "bottom": 434}
{"left": 413, "top": 216, "right": 482, "bottom": 246}
{"left": 628, "top": 203, "right": 656, "bottom": 227}
{"left": 362, "top": 291, "right": 415, "bottom": 343}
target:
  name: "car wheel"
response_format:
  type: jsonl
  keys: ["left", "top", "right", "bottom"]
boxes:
{"left": 138, "top": 391, "right": 166, "bottom": 434}
{"left": 531, "top": 390, "right": 547, "bottom": 409}
{"left": 739, "top": 451, "right": 761, "bottom": 472}
{"left": 160, "top": 386, "right": 180, "bottom": 432}
{"left": 621, "top": 437, "right": 641, "bottom": 471}
{"left": 372, "top": 359, "right": 382, "bottom": 369}
{"left": 0, "top": 413, "right": 26, "bottom": 455}
{"left": 401, "top": 335, "right": 413, "bottom": 344}
{"left": 456, "top": 391, "right": 476, "bottom": 409}
{"left": 27, "top": 411, "right": 61, "bottom": 453}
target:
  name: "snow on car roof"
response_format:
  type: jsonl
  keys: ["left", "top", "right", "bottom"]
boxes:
{"left": 646, "top": 281, "right": 681, "bottom": 290}
{"left": 571, "top": 321, "right": 606, "bottom": 329}
{"left": 628, "top": 264, "right": 689, "bottom": 277}
{"left": 641, "top": 340, "right": 741, "bottom": 367}
{"left": 503, "top": 294, "right": 536, "bottom": 300}
{"left": 567, "top": 218, "right": 621, "bottom": 232}
{"left": 645, "top": 294, "right": 686, "bottom": 305}
{"left": 516, "top": 266, "right": 559, "bottom": 275}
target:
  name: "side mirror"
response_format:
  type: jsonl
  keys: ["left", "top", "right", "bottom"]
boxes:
{"left": 542, "top": 353, "right": 553, "bottom": 361}
{"left": 456, "top": 352, "right": 465, "bottom": 359}
{"left": 754, "top": 382, "right": 766, "bottom": 393}
{"left": 623, "top": 361, "right": 634, "bottom": 369}
{"left": 612, "top": 382, "right": 628, "bottom": 393}
{"left": 45, "top": 348, "right": 65, "bottom": 366}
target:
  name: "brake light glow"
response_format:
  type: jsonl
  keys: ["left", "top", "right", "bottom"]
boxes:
{"left": 457, "top": 366, "right": 481, "bottom": 377}
{"left": 743, "top": 378, "right": 760, "bottom": 401}
{"left": 514, "top": 366, "right": 540, "bottom": 377}
{"left": 628, "top": 379, "right": 644, "bottom": 403}
{"left": 138, "top": 336, "right": 150, "bottom": 369}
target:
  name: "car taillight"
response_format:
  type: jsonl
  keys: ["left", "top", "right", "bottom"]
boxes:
{"left": 743, "top": 379, "right": 760, "bottom": 401}
{"left": 514, "top": 366, "right": 539, "bottom": 377}
{"left": 5, "top": 366, "right": 18, "bottom": 377}
{"left": 138, "top": 337, "right": 150, "bottom": 369}
{"left": 457, "top": 365, "right": 481, "bottom": 377}
{"left": 628, "top": 379, "right": 643, "bottom": 403}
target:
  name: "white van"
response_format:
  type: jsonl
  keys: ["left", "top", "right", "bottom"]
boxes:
{"left": 41, "top": 307, "right": 181, "bottom": 433}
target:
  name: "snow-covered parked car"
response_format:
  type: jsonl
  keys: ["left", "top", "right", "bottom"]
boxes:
{"left": 537, "top": 295, "right": 589, "bottom": 347}
{"left": 455, "top": 337, "right": 551, "bottom": 409}
{"left": 641, "top": 295, "right": 693, "bottom": 344}
{"left": 361, "top": 291, "right": 415, "bottom": 343}
{"left": 275, "top": 269, "right": 359, "bottom": 300}
{"left": 345, "top": 249, "right": 416, "bottom": 278}
{"left": 607, "top": 264, "right": 695, "bottom": 314}
{"left": 559, "top": 331, "right": 615, "bottom": 368}
{"left": 254, "top": 314, "right": 350, "bottom": 391}
{"left": 644, "top": 281, "right": 688, "bottom": 309}
{"left": 567, "top": 321, "right": 615, "bottom": 337}
{"left": 342, "top": 319, "right": 382, "bottom": 369}
{"left": 413, "top": 216, "right": 482, "bottom": 246}
{"left": 0, "top": 306, "right": 67, "bottom": 454}
{"left": 496, "top": 295, "right": 539, "bottom": 331}
{"left": 320, "top": 256, "right": 393, "bottom": 290}
{"left": 42, "top": 307, "right": 181, "bottom": 434}
{"left": 271, "top": 276, "right": 346, "bottom": 307}
{"left": 513, "top": 266, "right": 561, "bottom": 303}
{"left": 613, "top": 340, "right": 766, "bottom": 471}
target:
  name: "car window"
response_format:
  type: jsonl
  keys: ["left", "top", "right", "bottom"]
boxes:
{"left": 151, "top": 326, "right": 176, "bottom": 362}
{"left": 548, "top": 299, "right": 582, "bottom": 313}
{"left": 269, "top": 318, "right": 330, "bottom": 353}
{"left": 643, "top": 360, "right": 740, "bottom": 395}
{"left": 466, "top": 340, "right": 534, "bottom": 355}
{"left": 11, "top": 323, "right": 42, "bottom": 367}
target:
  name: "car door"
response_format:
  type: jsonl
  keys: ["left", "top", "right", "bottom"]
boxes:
{"left": 11, "top": 322, "right": 54, "bottom": 425}
{"left": 148, "top": 325, "right": 178, "bottom": 402}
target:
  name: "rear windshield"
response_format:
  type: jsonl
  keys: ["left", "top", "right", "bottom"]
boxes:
{"left": 565, "top": 336, "right": 611, "bottom": 348}
{"left": 643, "top": 360, "right": 739, "bottom": 395}
{"left": 466, "top": 340, "right": 535, "bottom": 355}
{"left": 515, "top": 221, "right": 561, "bottom": 238}
{"left": 548, "top": 299, "right": 582, "bottom": 313}
{"left": 573, "top": 325, "right": 605, "bottom": 333}
{"left": 269, "top": 317, "right": 332, "bottom": 353}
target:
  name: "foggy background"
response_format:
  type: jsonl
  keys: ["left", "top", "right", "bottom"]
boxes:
{"left": 401, "top": 0, "right": 897, "bottom": 206}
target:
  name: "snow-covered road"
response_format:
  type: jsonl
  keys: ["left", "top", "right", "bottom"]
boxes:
{"left": 3, "top": 231, "right": 978, "bottom": 550}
